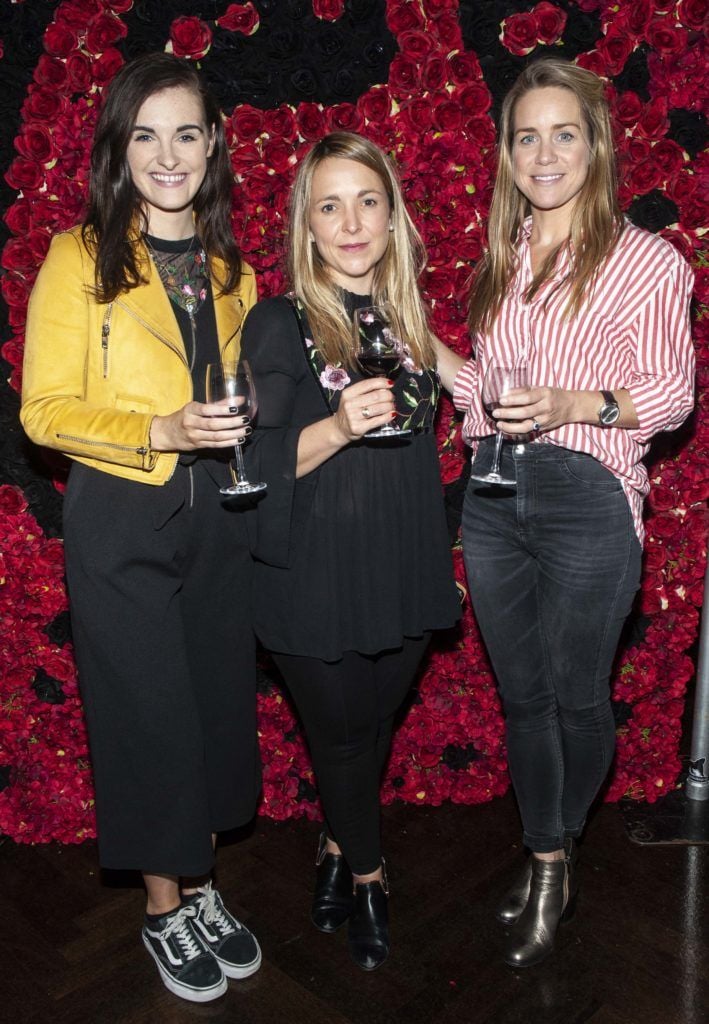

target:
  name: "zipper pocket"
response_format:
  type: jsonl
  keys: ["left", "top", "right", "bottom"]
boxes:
{"left": 56, "top": 433, "right": 150, "bottom": 456}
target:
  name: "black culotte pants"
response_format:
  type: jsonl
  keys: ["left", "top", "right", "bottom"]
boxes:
{"left": 63, "top": 459, "right": 261, "bottom": 877}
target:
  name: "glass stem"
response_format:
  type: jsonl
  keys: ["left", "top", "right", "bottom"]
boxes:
{"left": 490, "top": 430, "right": 505, "bottom": 475}
{"left": 233, "top": 440, "right": 248, "bottom": 485}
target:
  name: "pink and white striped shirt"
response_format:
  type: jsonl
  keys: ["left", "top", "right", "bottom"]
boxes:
{"left": 452, "top": 219, "right": 695, "bottom": 543}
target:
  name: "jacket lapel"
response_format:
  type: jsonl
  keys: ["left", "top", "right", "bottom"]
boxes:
{"left": 212, "top": 258, "right": 246, "bottom": 357}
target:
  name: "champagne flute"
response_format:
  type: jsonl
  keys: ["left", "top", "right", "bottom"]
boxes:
{"left": 353, "top": 303, "right": 411, "bottom": 439}
{"left": 470, "top": 361, "right": 528, "bottom": 487}
{"left": 205, "top": 359, "right": 266, "bottom": 496}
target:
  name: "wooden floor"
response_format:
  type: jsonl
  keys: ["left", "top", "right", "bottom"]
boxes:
{"left": 1, "top": 793, "right": 707, "bottom": 1024}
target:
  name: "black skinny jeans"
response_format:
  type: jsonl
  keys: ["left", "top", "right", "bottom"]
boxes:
{"left": 273, "top": 635, "right": 430, "bottom": 875}
{"left": 463, "top": 440, "right": 642, "bottom": 852}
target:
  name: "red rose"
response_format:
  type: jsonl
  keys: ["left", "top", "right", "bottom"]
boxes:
{"left": 58, "top": 0, "right": 100, "bottom": 29}
{"left": 624, "top": 0, "right": 654, "bottom": 36}
{"left": 0, "top": 485, "right": 29, "bottom": 515}
{"left": 432, "top": 12, "right": 462, "bottom": 49}
{"left": 399, "top": 98, "right": 434, "bottom": 134}
{"left": 91, "top": 47, "right": 124, "bottom": 84}
{"left": 296, "top": 103, "right": 327, "bottom": 142}
{"left": 66, "top": 53, "right": 92, "bottom": 93}
{"left": 357, "top": 86, "right": 391, "bottom": 126}
{"left": 636, "top": 97, "right": 669, "bottom": 141}
{"left": 22, "top": 86, "right": 66, "bottom": 124}
{"left": 659, "top": 228, "right": 695, "bottom": 261}
{"left": 533, "top": 2, "right": 567, "bottom": 45}
{"left": 231, "top": 104, "right": 264, "bottom": 142}
{"left": 651, "top": 139, "right": 686, "bottom": 180}
{"left": 613, "top": 90, "right": 643, "bottom": 127}
{"left": 678, "top": 0, "right": 708, "bottom": 30}
{"left": 1, "top": 273, "right": 31, "bottom": 312}
{"left": 107, "top": 0, "right": 134, "bottom": 11}
{"left": 5, "top": 156, "right": 44, "bottom": 192}
{"left": 432, "top": 98, "right": 463, "bottom": 133}
{"left": 398, "top": 29, "right": 434, "bottom": 60}
{"left": 627, "top": 160, "right": 662, "bottom": 196}
{"left": 4, "top": 199, "right": 32, "bottom": 236}
{"left": 421, "top": 54, "right": 447, "bottom": 92}
{"left": 85, "top": 12, "right": 128, "bottom": 54}
{"left": 34, "top": 55, "right": 69, "bottom": 90}
{"left": 217, "top": 2, "right": 260, "bottom": 35}
{"left": 576, "top": 50, "right": 607, "bottom": 77}
{"left": 15, "top": 123, "right": 54, "bottom": 164}
{"left": 596, "top": 25, "right": 634, "bottom": 75}
{"left": 500, "top": 12, "right": 538, "bottom": 57}
{"left": 43, "top": 22, "right": 79, "bottom": 58}
{"left": 327, "top": 102, "right": 364, "bottom": 133}
{"left": 263, "top": 138, "right": 296, "bottom": 175}
{"left": 457, "top": 82, "right": 492, "bottom": 117}
{"left": 447, "top": 50, "right": 481, "bottom": 85}
{"left": 313, "top": 0, "right": 344, "bottom": 20}
{"left": 466, "top": 115, "right": 497, "bottom": 149}
{"left": 646, "top": 20, "right": 688, "bottom": 58}
{"left": 263, "top": 106, "right": 296, "bottom": 141}
{"left": 388, "top": 54, "right": 421, "bottom": 97}
{"left": 168, "top": 16, "right": 212, "bottom": 60}
{"left": 386, "top": 1, "right": 425, "bottom": 34}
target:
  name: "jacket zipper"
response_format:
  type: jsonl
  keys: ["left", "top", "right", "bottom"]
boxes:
{"left": 101, "top": 304, "right": 113, "bottom": 378}
{"left": 56, "top": 433, "right": 149, "bottom": 456}
{"left": 115, "top": 300, "right": 190, "bottom": 368}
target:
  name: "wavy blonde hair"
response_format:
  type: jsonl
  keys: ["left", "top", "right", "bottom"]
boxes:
{"left": 289, "top": 131, "right": 435, "bottom": 369}
{"left": 469, "top": 59, "right": 624, "bottom": 337}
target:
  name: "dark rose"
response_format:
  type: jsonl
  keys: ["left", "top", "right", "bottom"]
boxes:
{"left": 327, "top": 103, "right": 364, "bottom": 132}
{"left": 85, "top": 12, "right": 128, "bottom": 54}
{"left": 313, "top": 0, "right": 345, "bottom": 18}
{"left": 263, "top": 107, "right": 296, "bottom": 141}
{"left": 263, "top": 138, "right": 296, "bottom": 175}
{"left": 5, "top": 156, "right": 44, "bottom": 191}
{"left": 4, "top": 199, "right": 32, "bottom": 236}
{"left": 457, "top": 83, "right": 492, "bottom": 117}
{"left": 66, "top": 53, "right": 92, "bottom": 93}
{"left": 534, "top": 2, "right": 567, "bottom": 45}
{"left": 387, "top": 1, "right": 425, "bottom": 33}
{"left": 296, "top": 103, "right": 327, "bottom": 141}
{"left": 217, "top": 2, "right": 260, "bottom": 35}
{"left": 447, "top": 51, "right": 481, "bottom": 85}
{"left": 678, "top": 0, "right": 708, "bottom": 30}
{"left": 627, "top": 191, "right": 679, "bottom": 233}
{"left": 15, "top": 123, "right": 54, "bottom": 164}
{"left": 43, "top": 22, "right": 79, "bottom": 58}
{"left": 646, "top": 20, "right": 688, "bottom": 58}
{"left": 614, "top": 90, "right": 643, "bottom": 127}
{"left": 290, "top": 68, "right": 318, "bottom": 98}
{"left": 398, "top": 29, "right": 434, "bottom": 60}
{"left": 432, "top": 98, "right": 463, "bottom": 133}
{"left": 500, "top": 12, "right": 538, "bottom": 57}
{"left": 388, "top": 54, "right": 420, "bottom": 96}
{"left": 92, "top": 48, "right": 124, "bottom": 85}
{"left": 34, "top": 55, "right": 69, "bottom": 90}
{"left": 421, "top": 55, "right": 447, "bottom": 92}
{"left": 636, "top": 97, "right": 669, "bottom": 141}
{"left": 357, "top": 86, "right": 391, "bottom": 125}
{"left": 168, "top": 16, "right": 212, "bottom": 60}
{"left": 668, "top": 109, "right": 706, "bottom": 159}
{"left": 59, "top": 0, "right": 100, "bottom": 29}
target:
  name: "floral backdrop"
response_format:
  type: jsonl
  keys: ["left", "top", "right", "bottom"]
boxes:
{"left": 0, "top": 0, "right": 707, "bottom": 844}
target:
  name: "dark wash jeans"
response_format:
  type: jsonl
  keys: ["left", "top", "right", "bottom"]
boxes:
{"left": 462, "top": 439, "right": 642, "bottom": 852}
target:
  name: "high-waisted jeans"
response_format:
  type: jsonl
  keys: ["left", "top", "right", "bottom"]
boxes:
{"left": 462, "top": 440, "right": 642, "bottom": 852}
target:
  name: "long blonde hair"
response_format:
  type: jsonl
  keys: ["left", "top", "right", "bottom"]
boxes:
{"left": 289, "top": 132, "right": 436, "bottom": 369}
{"left": 469, "top": 59, "right": 624, "bottom": 337}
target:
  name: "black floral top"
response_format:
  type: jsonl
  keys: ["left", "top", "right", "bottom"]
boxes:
{"left": 241, "top": 290, "right": 460, "bottom": 661}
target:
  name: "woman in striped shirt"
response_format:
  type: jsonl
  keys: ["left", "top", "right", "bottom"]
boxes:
{"left": 449, "top": 59, "right": 694, "bottom": 968}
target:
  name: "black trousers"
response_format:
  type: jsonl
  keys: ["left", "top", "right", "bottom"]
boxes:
{"left": 273, "top": 635, "right": 430, "bottom": 875}
{"left": 63, "top": 460, "right": 261, "bottom": 876}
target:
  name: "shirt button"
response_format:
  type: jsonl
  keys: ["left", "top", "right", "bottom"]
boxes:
{"left": 514, "top": 444, "right": 526, "bottom": 455}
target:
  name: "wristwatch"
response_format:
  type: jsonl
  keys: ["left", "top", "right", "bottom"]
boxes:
{"left": 598, "top": 390, "right": 620, "bottom": 426}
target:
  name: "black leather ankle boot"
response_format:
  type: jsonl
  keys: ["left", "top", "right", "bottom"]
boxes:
{"left": 503, "top": 855, "right": 577, "bottom": 969}
{"left": 311, "top": 833, "right": 353, "bottom": 933}
{"left": 347, "top": 866, "right": 389, "bottom": 971}
{"left": 497, "top": 837, "right": 578, "bottom": 926}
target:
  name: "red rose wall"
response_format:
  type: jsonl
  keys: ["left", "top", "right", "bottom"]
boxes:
{"left": 0, "top": 0, "right": 707, "bottom": 843}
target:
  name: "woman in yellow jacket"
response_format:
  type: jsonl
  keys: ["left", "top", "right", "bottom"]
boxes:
{"left": 21, "top": 54, "right": 261, "bottom": 1004}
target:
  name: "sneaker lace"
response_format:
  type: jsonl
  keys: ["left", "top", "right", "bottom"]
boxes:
{"left": 199, "top": 886, "right": 238, "bottom": 936}
{"left": 160, "top": 905, "right": 202, "bottom": 961}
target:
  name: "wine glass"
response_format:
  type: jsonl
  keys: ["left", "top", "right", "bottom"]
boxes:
{"left": 470, "top": 360, "right": 528, "bottom": 487}
{"left": 205, "top": 359, "right": 267, "bottom": 496}
{"left": 353, "top": 303, "right": 411, "bottom": 439}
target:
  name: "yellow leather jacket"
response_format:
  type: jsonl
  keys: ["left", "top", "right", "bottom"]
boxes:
{"left": 21, "top": 226, "right": 257, "bottom": 485}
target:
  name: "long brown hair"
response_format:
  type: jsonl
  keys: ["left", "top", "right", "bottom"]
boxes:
{"left": 469, "top": 58, "right": 624, "bottom": 337}
{"left": 289, "top": 132, "right": 436, "bottom": 369}
{"left": 82, "top": 52, "right": 241, "bottom": 302}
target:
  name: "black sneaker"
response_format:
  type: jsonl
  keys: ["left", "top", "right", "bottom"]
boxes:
{"left": 142, "top": 904, "right": 227, "bottom": 1003}
{"left": 184, "top": 882, "right": 262, "bottom": 979}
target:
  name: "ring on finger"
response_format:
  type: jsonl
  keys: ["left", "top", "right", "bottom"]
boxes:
{"left": 362, "top": 407, "right": 371, "bottom": 420}
{"left": 532, "top": 419, "right": 542, "bottom": 432}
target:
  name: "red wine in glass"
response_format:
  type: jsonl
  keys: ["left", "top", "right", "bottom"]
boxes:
{"left": 471, "top": 361, "right": 528, "bottom": 487}
{"left": 353, "top": 303, "right": 411, "bottom": 438}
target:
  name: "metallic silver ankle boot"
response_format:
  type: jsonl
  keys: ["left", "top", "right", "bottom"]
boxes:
{"left": 503, "top": 856, "right": 577, "bottom": 969}
{"left": 496, "top": 838, "right": 578, "bottom": 926}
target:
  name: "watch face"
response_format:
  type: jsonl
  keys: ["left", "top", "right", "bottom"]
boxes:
{"left": 600, "top": 403, "right": 620, "bottom": 425}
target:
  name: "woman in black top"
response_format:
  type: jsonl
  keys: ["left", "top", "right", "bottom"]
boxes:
{"left": 242, "top": 132, "right": 460, "bottom": 970}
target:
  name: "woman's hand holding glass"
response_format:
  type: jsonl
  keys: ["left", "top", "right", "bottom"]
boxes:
{"left": 332, "top": 377, "right": 395, "bottom": 443}
{"left": 493, "top": 385, "right": 580, "bottom": 435}
{"left": 149, "top": 398, "right": 252, "bottom": 452}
